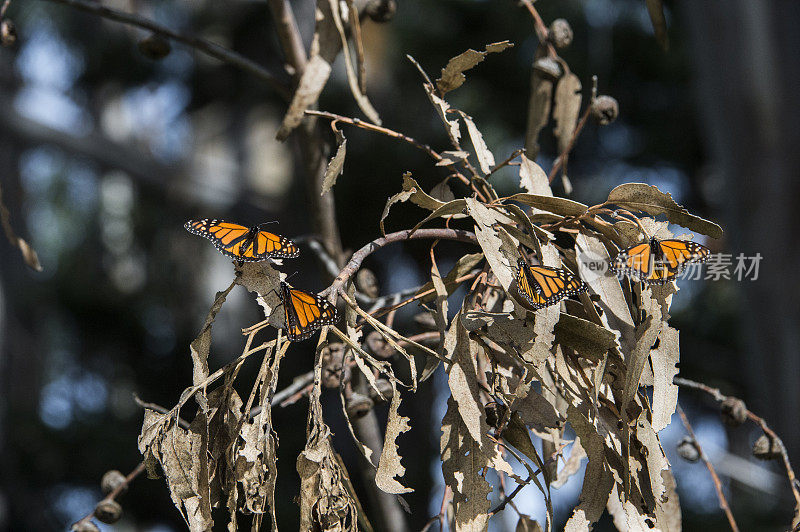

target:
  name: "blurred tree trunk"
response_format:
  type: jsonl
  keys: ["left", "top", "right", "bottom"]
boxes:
{"left": 682, "top": 1, "right": 800, "bottom": 465}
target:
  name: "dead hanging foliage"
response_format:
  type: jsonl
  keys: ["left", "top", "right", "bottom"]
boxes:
{"left": 130, "top": 8, "right": 795, "bottom": 532}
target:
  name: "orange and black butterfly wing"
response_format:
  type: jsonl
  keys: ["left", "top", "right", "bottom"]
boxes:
{"left": 656, "top": 239, "right": 710, "bottom": 273}
{"left": 248, "top": 229, "right": 299, "bottom": 259}
{"left": 185, "top": 219, "right": 255, "bottom": 260}
{"left": 280, "top": 282, "right": 338, "bottom": 341}
{"left": 185, "top": 219, "right": 299, "bottom": 261}
{"left": 611, "top": 242, "right": 653, "bottom": 283}
{"left": 516, "top": 259, "right": 587, "bottom": 310}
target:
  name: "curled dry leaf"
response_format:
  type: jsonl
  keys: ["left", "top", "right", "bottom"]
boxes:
{"left": 436, "top": 150, "right": 470, "bottom": 166}
{"left": 435, "top": 40, "right": 514, "bottom": 94}
{"left": 459, "top": 111, "right": 495, "bottom": 174}
{"left": 607, "top": 183, "right": 723, "bottom": 239}
{"left": 524, "top": 59, "right": 555, "bottom": 159}
{"left": 321, "top": 128, "right": 346, "bottom": 196}
{"left": 190, "top": 283, "right": 235, "bottom": 388}
{"left": 504, "top": 193, "right": 589, "bottom": 218}
{"left": 553, "top": 72, "right": 582, "bottom": 154}
{"left": 375, "top": 386, "right": 414, "bottom": 494}
{"left": 552, "top": 439, "right": 586, "bottom": 489}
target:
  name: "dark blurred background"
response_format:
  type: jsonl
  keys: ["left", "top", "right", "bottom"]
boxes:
{"left": 1, "top": 0, "right": 798, "bottom": 530}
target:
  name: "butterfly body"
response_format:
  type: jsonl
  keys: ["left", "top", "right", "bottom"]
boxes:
{"left": 279, "top": 282, "right": 338, "bottom": 341}
{"left": 515, "top": 259, "right": 588, "bottom": 310}
{"left": 185, "top": 219, "right": 299, "bottom": 261}
{"left": 611, "top": 237, "right": 710, "bottom": 285}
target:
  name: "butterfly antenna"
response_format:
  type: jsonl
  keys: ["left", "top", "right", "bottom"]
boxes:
{"left": 256, "top": 220, "right": 280, "bottom": 230}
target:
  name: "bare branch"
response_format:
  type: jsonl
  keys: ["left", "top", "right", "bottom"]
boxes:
{"left": 71, "top": 462, "right": 147, "bottom": 531}
{"left": 39, "top": 0, "right": 291, "bottom": 99}
{"left": 677, "top": 405, "right": 739, "bottom": 532}
{"left": 675, "top": 376, "right": 800, "bottom": 512}
{"left": 324, "top": 228, "right": 478, "bottom": 298}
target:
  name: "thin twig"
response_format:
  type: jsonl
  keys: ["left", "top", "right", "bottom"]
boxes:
{"left": 677, "top": 405, "right": 739, "bottom": 532}
{"left": 306, "top": 110, "right": 442, "bottom": 163}
{"left": 71, "top": 461, "right": 147, "bottom": 531}
{"left": 0, "top": 0, "right": 11, "bottom": 18}
{"left": 39, "top": 0, "right": 291, "bottom": 99}
{"left": 324, "top": 228, "right": 478, "bottom": 298}
{"left": 518, "top": 0, "right": 557, "bottom": 58}
{"left": 133, "top": 395, "right": 190, "bottom": 429}
{"left": 675, "top": 377, "right": 800, "bottom": 513}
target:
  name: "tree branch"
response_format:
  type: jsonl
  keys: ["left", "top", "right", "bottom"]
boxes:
{"left": 675, "top": 376, "right": 800, "bottom": 514}
{"left": 39, "top": 0, "right": 291, "bottom": 99}
{"left": 677, "top": 405, "right": 739, "bottom": 532}
{"left": 71, "top": 462, "right": 147, "bottom": 531}
{"left": 266, "top": 0, "right": 307, "bottom": 78}
{"left": 324, "top": 228, "right": 478, "bottom": 298}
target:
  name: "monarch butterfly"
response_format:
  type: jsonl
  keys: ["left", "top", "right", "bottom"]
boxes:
{"left": 279, "top": 282, "right": 338, "bottom": 341}
{"left": 185, "top": 219, "right": 299, "bottom": 261}
{"left": 514, "top": 259, "right": 588, "bottom": 310}
{"left": 610, "top": 237, "right": 710, "bottom": 285}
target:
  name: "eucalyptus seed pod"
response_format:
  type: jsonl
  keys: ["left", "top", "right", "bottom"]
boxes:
{"left": 345, "top": 393, "right": 374, "bottom": 419}
{"left": 720, "top": 397, "right": 747, "bottom": 427}
{"left": 321, "top": 343, "right": 349, "bottom": 388}
{"left": 356, "top": 268, "right": 380, "bottom": 298}
{"left": 533, "top": 57, "right": 562, "bottom": 80}
{"left": 548, "top": 19, "right": 573, "bottom": 49}
{"left": 752, "top": 434, "right": 782, "bottom": 460}
{"left": 72, "top": 521, "right": 100, "bottom": 532}
{"left": 676, "top": 436, "right": 700, "bottom": 463}
{"left": 100, "top": 470, "right": 126, "bottom": 495}
{"left": 365, "top": 331, "right": 395, "bottom": 360}
{"left": 1, "top": 19, "right": 17, "bottom": 47}
{"left": 368, "top": 379, "right": 393, "bottom": 403}
{"left": 590, "top": 95, "right": 619, "bottom": 125}
{"left": 138, "top": 33, "right": 171, "bottom": 60}
{"left": 365, "top": 0, "right": 396, "bottom": 22}
{"left": 94, "top": 500, "right": 123, "bottom": 524}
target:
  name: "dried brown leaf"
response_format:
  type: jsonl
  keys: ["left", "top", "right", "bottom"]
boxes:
{"left": 277, "top": 55, "right": 332, "bottom": 140}
{"left": 574, "top": 232, "right": 635, "bottom": 348}
{"left": 504, "top": 193, "right": 588, "bottom": 217}
{"left": 651, "top": 326, "right": 680, "bottom": 432}
{"left": 553, "top": 73, "right": 582, "bottom": 154}
{"left": 524, "top": 67, "right": 554, "bottom": 159}
{"left": 563, "top": 406, "right": 614, "bottom": 531}
{"left": 321, "top": 128, "right": 346, "bottom": 196}
{"left": 552, "top": 439, "right": 586, "bottom": 489}
{"left": 375, "top": 387, "right": 414, "bottom": 494}
{"left": 440, "top": 397, "right": 492, "bottom": 532}
{"left": 190, "top": 283, "right": 235, "bottom": 388}
{"left": 435, "top": 40, "right": 513, "bottom": 94}
{"left": 516, "top": 515, "right": 544, "bottom": 532}
{"left": 460, "top": 112, "right": 495, "bottom": 174}
{"left": 519, "top": 155, "right": 552, "bottom": 196}
{"left": 554, "top": 313, "right": 619, "bottom": 362}
{"left": 436, "top": 150, "right": 470, "bottom": 166}
{"left": 424, "top": 84, "right": 462, "bottom": 144}
{"left": 622, "top": 296, "right": 663, "bottom": 410}
{"left": 607, "top": 183, "right": 723, "bottom": 239}
{"left": 429, "top": 179, "right": 456, "bottom": 202}
{"left": 645, "top": 0, "right": 669, "bottom": 51}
